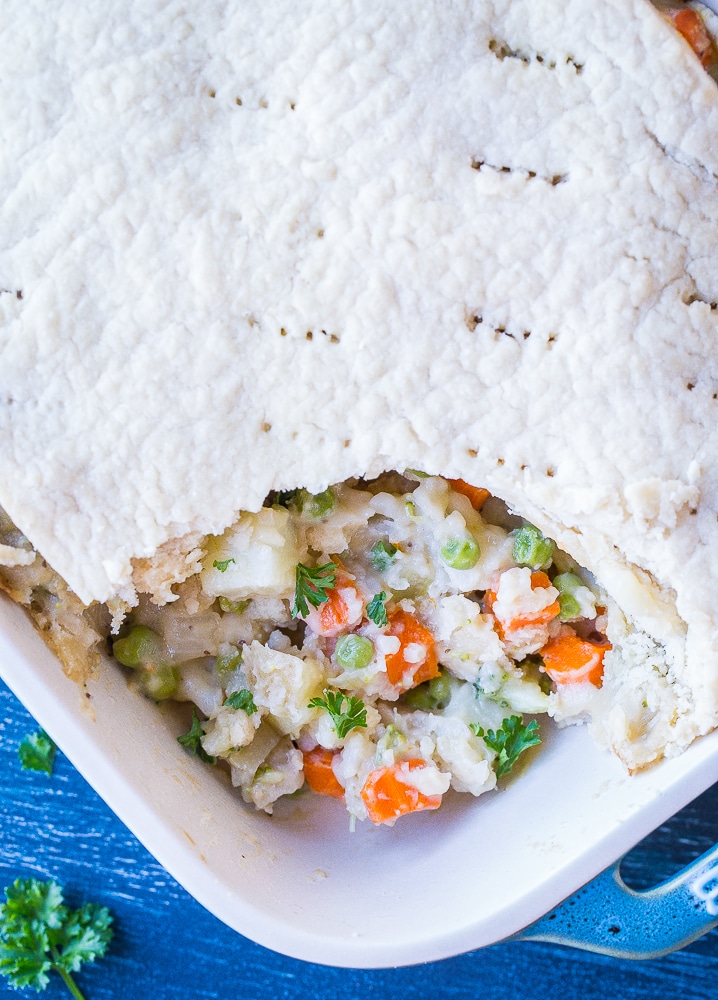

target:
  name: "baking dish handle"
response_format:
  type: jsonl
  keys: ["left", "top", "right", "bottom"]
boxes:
{"left": 513, "top": 842, "right": 718, "bottom": 958}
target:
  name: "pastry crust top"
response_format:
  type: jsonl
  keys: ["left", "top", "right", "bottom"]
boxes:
{"left": 1, "top": 0, "right": 717, "bottom": 727}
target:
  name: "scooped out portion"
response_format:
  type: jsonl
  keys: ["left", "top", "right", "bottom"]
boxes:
{"left": 113, "top": 471, "right": 612, "bottom": 824}
{"left": 34, "top": 473, "right": 625, "bottom": 824}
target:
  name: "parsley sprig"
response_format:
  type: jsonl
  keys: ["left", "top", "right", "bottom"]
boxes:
{"left": 366, "top": 591, "right": 389, "bottom": 627}
{"left": 471, "top": 716, "right": 541, "bottom": 778}
{"left": 224, "top": 689, "right": 257, "bottom": 715}
{"left": 292, "top": 561, "right": 338, "bottom": 618}
{"left": 177, "top": 708, "right": 214, "bottom": 763}
{"left": 0, "top": 878, "right": 113, "bottom": 999}
{"left": 18, "top": 731, "right": 57, "bottom": 776}
{"left": 212, "top": 558, "right": 235, "bottom": 572}
{"left": 308, "top": 689, "right": 368, "bottom": 739}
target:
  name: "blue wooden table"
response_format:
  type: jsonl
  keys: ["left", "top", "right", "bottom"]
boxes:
{"left": 1, "top": 677, "right": 717, "bottom": 1000}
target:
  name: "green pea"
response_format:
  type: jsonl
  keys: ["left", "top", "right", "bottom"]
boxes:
{"left": 370, "top": 539, "right": 398, "bottom": 571}
{"left": 335, "top": 633, "right": 375, "bottom": 670}
{"left": 139, "top": 663, "right": 179, "bottom": 701}
{"left": 112, "top": 624, "right": 178, "bottom": 700}
{"left": 553, "top": 572, "right": 584, "bottom": 593}
{"left": 511, "top": 525, "right": 555, "bottom": 569}
{"left": 441, "top": 535, "right": 480, "bottom": 570}
{"left": 553, "top": 572, "right": 586, "bottom": 622}
{"left": 112, "top": 624, "right": 164, "bottom": 669}
{"left": 558, "top": 593, "right": 582, "bottom": 621}
{"left": 296, "top": 487, "right": 335, "bottom": 518}
{"left": 403, "top": 671, "right": 452, "bottom": 711}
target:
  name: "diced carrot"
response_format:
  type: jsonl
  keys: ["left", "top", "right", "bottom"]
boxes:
{"left": 509, "top": 572, "right": 560, "bottom": 628}
{"left": 361, "top": 759, "right": 443, "bottom": 825}
{"left": 667, "top": 8, "right": 715, "bottom": 68}
{"left": 484, "top": 571, "right": 559, "bottom": 636}
{"left": 540, "top": 632, "right": 610, "bottom": 687}
{"left": 482, "top": 587, "right": 497, "bottom": 615}
{"left": 317, "top": 588, "right": 351, "bottom": 633}
{"left": 385, "top": 609, "right": 439, "bottom": 689}
{"left": 302, "top": 747, "right": 345, "bottom": 799}
{"left": 447, "top": 478, "right": 490, "bottom": 510}
{"left": 306, "top": 573, "right": 362, "bottom": 637}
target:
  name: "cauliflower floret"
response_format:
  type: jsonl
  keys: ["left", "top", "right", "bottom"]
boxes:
{"left": 430, "top": 594, "right": 510, "bottom": 681}
{"left": 492, "top": 566, "right": 559, "bottom": 658}
{"left": 200, "top": 704, "right": 261, "bottom": 758}
{"left": 492, "top": 567, "right": 558, "bottom": 625}
{"left": 399, "top": 711, "right": 495, "bottom": 796}
{"left": 332, "top": 730, "right": 378, "bottom": 821}
{"left": 242, "top": 640, "right": 324, "bottom": 737}
{"left": 408, "top": 478, "right": 515, "bottom": 593}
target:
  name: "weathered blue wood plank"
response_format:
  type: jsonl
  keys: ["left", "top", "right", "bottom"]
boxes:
{"left": 0, "top": 679, "right": 716, "bottom": 999}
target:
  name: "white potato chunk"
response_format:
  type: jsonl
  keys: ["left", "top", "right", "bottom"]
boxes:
{"left": 200, "top": 507, "right": 301, "bottom": 601}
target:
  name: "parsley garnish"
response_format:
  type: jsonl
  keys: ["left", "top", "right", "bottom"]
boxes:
{"left": 471, "top": 716, "right": 541, "bottom": 778}
{"left": 212, "top": 558, "right": 236, "bottom": 572}
{"left": 18, "top": 730, "right": 57, "bottom": 776}
{"left": 308, "top": 689, "right": 368, "bottom": 739}
{"left": 177, "top": 708, "right": 214, "bottom": 763}
{"left": 0, "top": 878, "right": 113, "bottom": 999}
{"left": 224, "top": 689, "right": 257, "bottom": 715}
{"left": 369, "top": 540, "right": 397, "bottom": 572}
{"left": 292, "top": 561, "right": 338, "bottom": 618}
{"left": 366, "top": 591, "right": 389, "bottom": 627}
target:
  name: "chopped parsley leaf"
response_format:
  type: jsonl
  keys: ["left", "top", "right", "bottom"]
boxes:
{"left": 212, "top": 558, "right": 236, "bottom": 572}
{"left": 224, "top": 689, "right": 257, "bottom": 715}
{"left": 18, "top": 730, "right": 57, "bottom": 777}
{"left": 366, "top": 591, "right": 389, "bottom": 627}
{"left": 369, "top": 540, "right": 398, "bottom": 572}
{"left": 308, "top": 689, "right": 368, "bottom": 739}
{"left": 177, "top": 708, "right": 214, "bottom": 763}
{"left": 292, "top": 561, "right": 338, "bottom": 618}
{"left": 471, "top": 716, "right": 541, "bottom": 778}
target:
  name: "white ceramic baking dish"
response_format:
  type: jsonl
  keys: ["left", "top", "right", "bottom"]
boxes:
{"left": 1, "top": 589, "right": 717, "bottom": 968}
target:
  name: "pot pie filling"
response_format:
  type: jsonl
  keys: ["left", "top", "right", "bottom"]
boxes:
{"left": 1, "top": 472, "right": 614, "bottom": 826}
